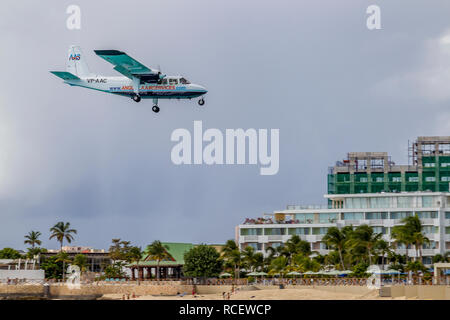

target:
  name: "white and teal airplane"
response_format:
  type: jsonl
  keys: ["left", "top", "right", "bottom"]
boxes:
{"left": 50, "top": 46, "right": 207, "bottom": 113}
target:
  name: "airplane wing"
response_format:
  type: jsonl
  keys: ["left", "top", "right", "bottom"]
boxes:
{"left": 94, "top": 50, "right": 158, "bottom": 80}
{"left": 50, "top": 71, "right": 80, "bottom": 80}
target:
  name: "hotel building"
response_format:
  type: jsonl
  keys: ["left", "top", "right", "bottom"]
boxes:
{"left": 237, "top": 137, "right": 450, "bottom": 265}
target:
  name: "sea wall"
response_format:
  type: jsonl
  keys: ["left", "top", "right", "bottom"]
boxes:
{"left": 0, "top": 282, "right": 193, "bottom": 299}
{"left": 383, "top": 285, "right": 450, "bottom": 300}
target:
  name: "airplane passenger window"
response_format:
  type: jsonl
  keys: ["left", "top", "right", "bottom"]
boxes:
{"left": 180, "top": 78, "right": 190, "bottom": 84}
{"left": 169, "top": 78, "right": 178, "bottom": 85}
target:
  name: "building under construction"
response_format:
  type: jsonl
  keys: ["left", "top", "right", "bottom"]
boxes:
{"left": 328, "top": 136, "right": 450, "bottom": 194}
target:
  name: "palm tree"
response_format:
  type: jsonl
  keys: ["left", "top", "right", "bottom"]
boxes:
{"left": 127, "top": 246, "right": 143, "bottom": 284}
{"left": 49, "top": 222, "right": 77, "bottom": 251}
{"left": 242, "top": 246, "right": 257, "bottom": 272}
{"left": 270, "top": 256, "right": 288, "bottom": 278}
{"left": 283, "top": 235, "right": 312, "bottom": 264}
{"left": 55, "top": 251, "right": 72, "bottom": 281}
{"left": 49, "top": 222, "right": 77, "bottom": 281}
{"left": 146, "top": 241, "right": 170, "bottom": 281}
{"left": 374, "top": 239, "right": 392, "bottom": 270}
{"left": 73, "top": 254, "right": 88, "bottom": 273}
{"left": 222, "top": 240, "right": 242, "bottom": 280}
{"left": 24, "top": 231, "right": 42, "bottom": 249}
{"left": 391, "top": 224, "right": 413, "bottom": 263}
{"left": 350, "top": 225, "right": 382, "bottom": 265}
{"left": 402, "top": 215, "right": 429, "bottom": 262}
{"left": 322, "top": 227, "right": 348, "bottom": 269}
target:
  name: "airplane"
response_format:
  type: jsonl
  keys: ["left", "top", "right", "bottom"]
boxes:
{"left": 50, "top": 46, "right": 207, "bottom": 113}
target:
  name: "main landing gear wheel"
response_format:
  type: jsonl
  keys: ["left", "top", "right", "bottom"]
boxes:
{"left": 198, "top": 98, "right": 205, "bottom": 106}
{"left": 152, "top": 105, "right": 160, "bottom": 113}
{"left": 132, "top": 94, "right": 141, "bottom": 102}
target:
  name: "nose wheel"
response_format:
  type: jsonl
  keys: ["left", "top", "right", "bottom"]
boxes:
{"left": 198, "top": 98, "right": 205, "bottom": 106}
{"left": 152, "top": 105, "right": 160, "bottom": 113}
{"left": 132, "top": 94, "right": 141, "bottom": 102}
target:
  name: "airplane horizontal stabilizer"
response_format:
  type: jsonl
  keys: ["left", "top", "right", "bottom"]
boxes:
{"left": 50, "top": 71, "right": 80, "bottom": 80}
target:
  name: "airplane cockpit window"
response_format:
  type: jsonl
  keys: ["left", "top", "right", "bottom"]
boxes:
{"left": 169, "top": 78, "right": 178, "bottom": 85}
{"left": 179, "top": 77, "right": 191, "bottom": 84}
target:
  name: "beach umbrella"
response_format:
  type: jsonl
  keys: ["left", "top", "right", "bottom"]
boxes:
{"left": 327, "top": 270, "right": 341, "bottom": 276}
{"left": 247, "top": 272, "right": 260, "bottom": 276}
{"left": 303, "top": 271, "right": 316, "bottom": 275}
{"left": 287, "top": 271, "right": 302, "bottom": 276}
{"left": 219, "top": 273, "right": 232, "bottom": 278}
{"left": 385, "top": 269, "right": 400, "bottom": 274}
{"left": 340, "top": 270, "right": 353, "bottom": 274}
{"left": 257, "top": 272, "right": 268, "bottom": 276}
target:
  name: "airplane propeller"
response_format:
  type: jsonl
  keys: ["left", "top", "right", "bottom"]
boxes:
{"left": 157, "top": 64, "right": 166, "bottom": 79}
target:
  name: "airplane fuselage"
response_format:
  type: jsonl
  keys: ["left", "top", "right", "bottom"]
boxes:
{"left": 64, "top": 76, "right": 207, "bottom": 99}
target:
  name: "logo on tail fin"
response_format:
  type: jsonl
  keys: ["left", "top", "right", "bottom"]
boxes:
{"left": 69, "top": 54, "right": 81, "bottom": 61}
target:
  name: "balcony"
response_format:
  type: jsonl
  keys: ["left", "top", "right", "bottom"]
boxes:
{"left": 267, "top": 235, "right": 283, "bottom": 241}
{"left": 306, "top": 235, "right": 324, "bottom": 242}
{"left": 242, "top": 235, "right": 259, "bottom": 242}
{"left": 344, "top": 220, "right": 361, "bottom": 226}
{"left": 422, "top": 249, "right": 437, "bottom": 256}
{"left": 421, "top": 219, "right": 439, "bottom": 225}
{"left": 424, "top": 233, "right": 439, "bottom": 241}
{"left": 368, "top": 219, "right": 384, "bottom": 226}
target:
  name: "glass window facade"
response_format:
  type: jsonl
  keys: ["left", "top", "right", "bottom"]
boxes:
{"left": 295, "top": 213, "right": 314, "bottom": 223}
{"left": 390, "top": 211, "right": 413, "bottom": 219}
{"left": 366, "top": 212, "right": 388, "bottom": 220}
{"left": 264, "top": 228, "right": 286, "bottom": 235}
{"left": 319, "top": 213, "right": 338, "bottom": 223}
{"left": 240, "top": 228, "right": 262, "bottom": 236}
{"left": 343, "top": 212, "right": 364, "bottom": 220}
{"left": 416, "top": 211, "right": 438, "bottom": 219}
{"left": 312, "top": 227, "right": 329, "bottom": 235}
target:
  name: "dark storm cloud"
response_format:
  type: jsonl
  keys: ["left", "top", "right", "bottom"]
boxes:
{"left": 1, "top": 0, "right": 450, "bottom": 250}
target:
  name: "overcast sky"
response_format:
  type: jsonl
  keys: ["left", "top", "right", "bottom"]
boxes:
{"left": 1, "top": 1, "right": 450, "bottom": 250}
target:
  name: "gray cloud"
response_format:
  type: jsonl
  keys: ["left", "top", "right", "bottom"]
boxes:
{"left": 1, "top": 0, "right": 450, "bottom": 250}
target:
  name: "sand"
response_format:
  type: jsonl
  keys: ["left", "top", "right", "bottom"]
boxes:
{"left": 101, "top": 287, "right": 414, "bottom": 300}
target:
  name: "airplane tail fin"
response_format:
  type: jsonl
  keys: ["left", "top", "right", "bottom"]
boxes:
{"left": 66, "top": 45, "right": 92, "bottom": 77}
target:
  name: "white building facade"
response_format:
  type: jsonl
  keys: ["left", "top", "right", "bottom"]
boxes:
{"left": 237, "top": 192, "right": 450, "bottom": 265}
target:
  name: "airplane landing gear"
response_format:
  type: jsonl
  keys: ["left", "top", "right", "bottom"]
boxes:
{"left": 132, "top": 94, "right": 141, "bottom": 102}
{"left": 198, "top": 98, "right": 205, "bottom": 106}
{"left": 152, "top": 98, "right": 159, "bottom": 113}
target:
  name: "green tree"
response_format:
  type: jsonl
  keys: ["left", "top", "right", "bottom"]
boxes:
{"left": 127, "top": 246, "right": 143, "bottom": 283}
{"left": 183, "top": 245, "right": 223, "bottom": 278}
{"left": 73, "top": 254, "right": 88, "bottom": 273}
{"left": 432, "top": 254, "right": 446, "bottom": 263}
{"left": 104, "top": 262, "right": 126, "bottom": 279}
{"left": 49, "top": 222, "right": 77, "bottom": 281}
{"left": 222, "top": 240, "right": 242, "bottom": 279}
{"left": 0, "top": 247, "right": 22, "bottom": 259}
{"left": 49, "top": 222, "right": 77, "bottom": 251}
{"left": 55, "top": 251, "right": 72, "bottom": 280}
{"left": 322, "top": 226, "right": 348, "bottom": 269}
{"left": 349, "top": 224, "right": 382, "bottom": 266}
{"left": 292, "top": 254, "right": 320, "bottom": 272}
{"left": 269, "top": 256, "right": 288, "bottom": 278}
{"left": 146, "top": 241, "right": 170, "bottom": 281}
{"left": 24, "top": 231, "right": 42, "bottom": 249}
{"left": 283, "top": 235, "right": 312, "bottom": 264}
{"left": 40, "top": 256, "right": 64, "bottom": 279}
{"left": 374, "top": 239, "right": 392, "bottom": 270}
